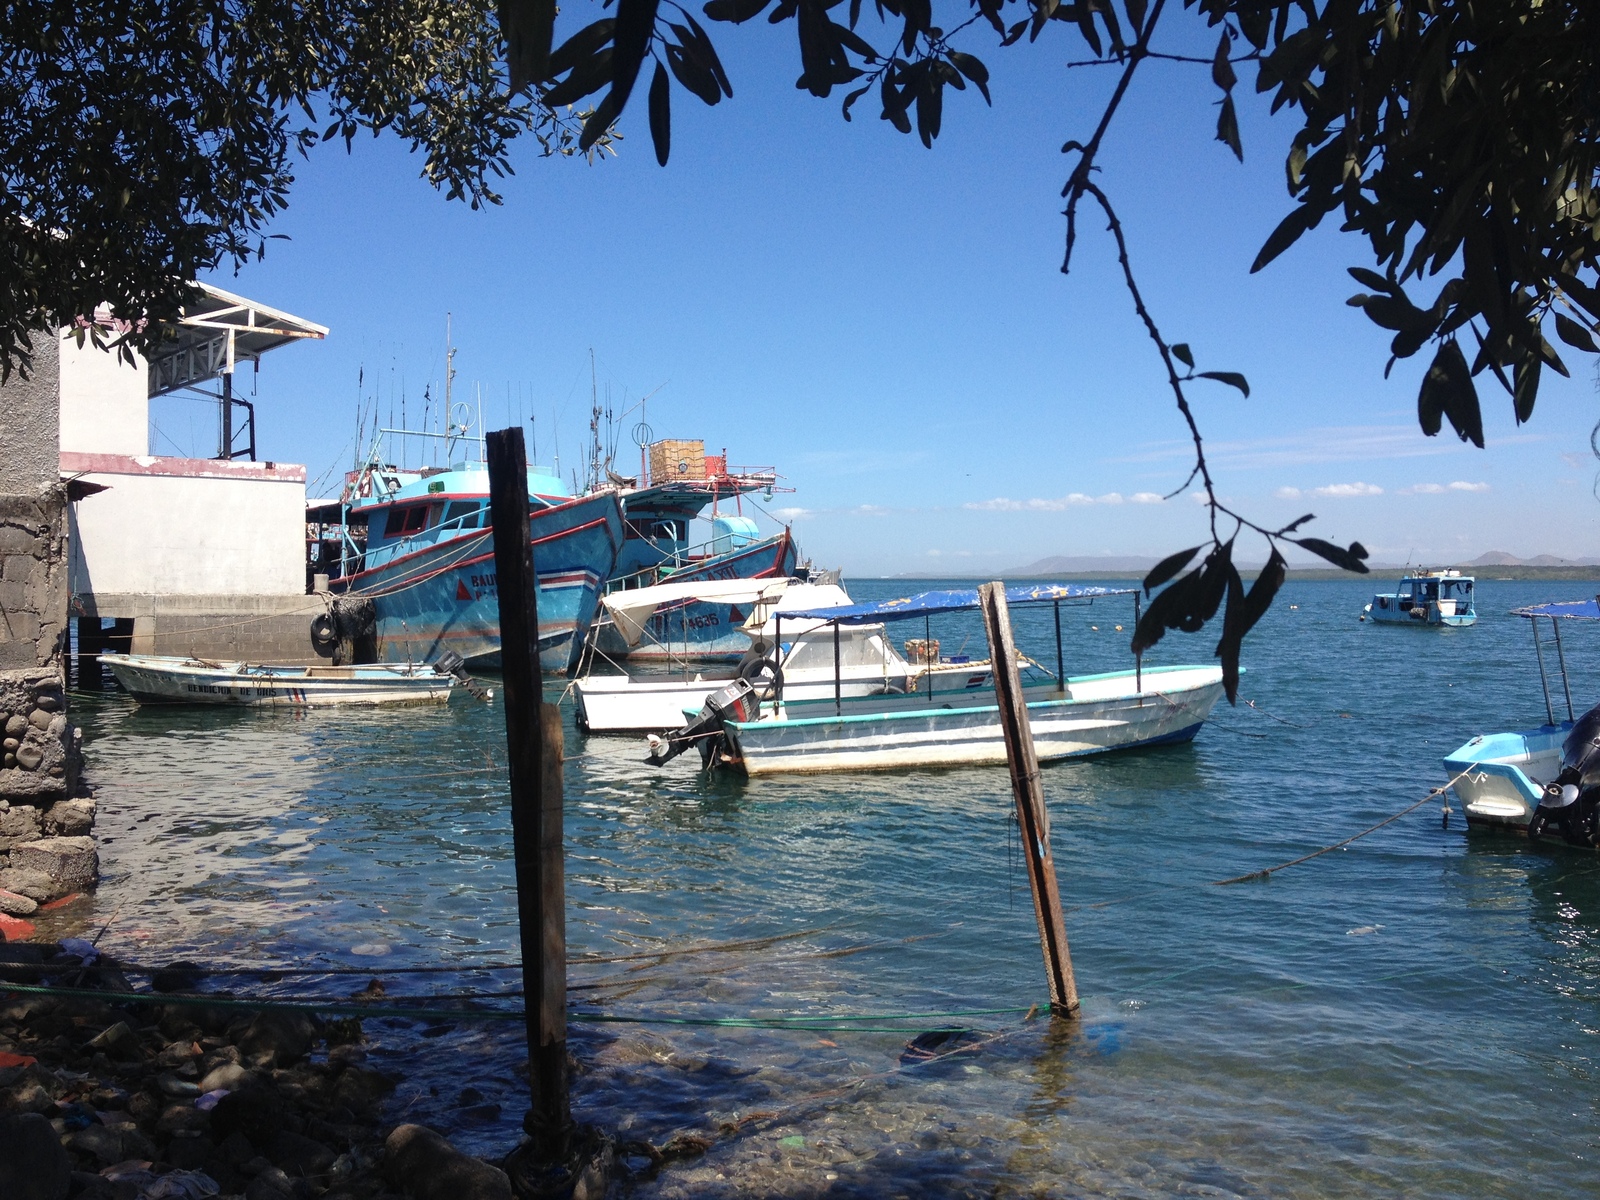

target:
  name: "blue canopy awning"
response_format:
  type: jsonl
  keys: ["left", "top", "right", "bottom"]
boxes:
{"left": 1513, "top": 598, "right": 1600, "bottom": 620}
{"left": 779, "top": 583, "right": 1137, "bottom": 626}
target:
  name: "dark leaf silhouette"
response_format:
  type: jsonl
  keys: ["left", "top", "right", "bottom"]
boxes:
{"left": 1143, "top": 545, "right": 1203, "bottom": 595}
{"left": 648, "top": 59, "right": 671, "bottom": 164}
{"left": 1196, "top": 370, "right": 1249, "bottom": 396}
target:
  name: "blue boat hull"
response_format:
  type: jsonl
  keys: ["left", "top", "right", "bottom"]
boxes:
{"left": 347, "top": 492, "right": 624, "bottom": 673}
{"left": 594, "top": 531, "right": 799, "bottom": 663}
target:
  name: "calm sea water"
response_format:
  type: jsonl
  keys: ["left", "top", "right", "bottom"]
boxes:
{"left": 52, "top": 577, "right": 1600, "bottom": 1198}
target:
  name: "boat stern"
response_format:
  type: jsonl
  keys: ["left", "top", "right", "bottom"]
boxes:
{"left": 1443, "top": 728, "right": 1565, "bottom": 831}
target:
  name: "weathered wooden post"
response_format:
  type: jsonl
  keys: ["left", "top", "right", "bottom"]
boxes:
{"left": 978, "top": 581, "right": 1079, "bottom": 1019}
{"left": 485, "top": 427, "right": 571, "bottom": 1158}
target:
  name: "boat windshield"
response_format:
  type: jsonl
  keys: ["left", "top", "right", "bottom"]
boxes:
{"left": 781, "top": 629, "right": 895, "bottom": 672}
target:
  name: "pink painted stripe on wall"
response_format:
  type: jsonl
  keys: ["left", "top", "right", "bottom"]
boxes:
{"left": 60, "top": 451, "right": 306, "bottom": 483}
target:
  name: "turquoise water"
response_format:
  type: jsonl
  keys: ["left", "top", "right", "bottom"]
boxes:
{"left": 58, "top": 578, "right": 1600, "bottom": 1197}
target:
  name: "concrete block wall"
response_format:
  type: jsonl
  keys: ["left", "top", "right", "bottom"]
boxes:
{"left": 0, "top": 330, "right": 70, "bottom": 670}
{"left": 0, "top": 488, "right": 69, "bottom": 669}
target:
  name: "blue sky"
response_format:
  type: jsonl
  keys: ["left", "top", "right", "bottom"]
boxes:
{"left": 167, "top": 10, "right": 1600, "bottom": 575}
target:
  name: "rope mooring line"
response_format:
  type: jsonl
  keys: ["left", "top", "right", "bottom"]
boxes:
{"left": 1210, "top": 770, "right": 1471, "bottom": 886}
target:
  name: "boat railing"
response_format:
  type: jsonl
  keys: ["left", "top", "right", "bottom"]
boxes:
{"left": 605, "top": 529, "right": 784, "bottom": 593}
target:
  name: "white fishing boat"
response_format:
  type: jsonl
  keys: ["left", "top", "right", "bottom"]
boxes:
{"left": 576, "top": 578, "right": 915, "bottom": 732}
{"left": 1444, "top": 598, "right": 1593, "bottom": 832}
{"left": 576, "top": 577, "right": 1059, "bottom": 733}
{"left": 645, "top": 584, "right": 1227, "bottom": 775}
{"left": 101, "top": 653, "right": 456, "bottom": 707}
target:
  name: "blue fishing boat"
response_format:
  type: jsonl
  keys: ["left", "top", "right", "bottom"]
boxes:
{"left": 1363, "top": 569, "right": 1476, "bottom": 625}
{"left": 593, "top": 445, "right": 803, "bottom": 663}
{"left": 319, "top": 461, "right": 623, "bottom": 673}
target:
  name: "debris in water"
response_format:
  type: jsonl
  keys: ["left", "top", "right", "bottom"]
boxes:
{"left": 1346, "top": 924, "right": 1384, "bottom": 936}
{"left": 351, "top": 942, "right": 391, "bottom": 956}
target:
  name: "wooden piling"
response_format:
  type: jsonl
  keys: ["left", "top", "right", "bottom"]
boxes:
{"left": 485, "top": 427, "right": 571, "bottom": 1158}
{"left": 978, "top": 581, "right": 1079, "bottom": 1018}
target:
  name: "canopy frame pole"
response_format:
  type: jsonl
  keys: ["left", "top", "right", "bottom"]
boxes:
{"left": 925, "top": 614, "right": 933, "bottom": 706}
{"left": 1532, "top": 617, "right": 1556, "bottom": 726}
{"left": 833, "top": 621, "right": 842, "bottom": 716}
{"left": 1053, "top": 600, "right": 1064, "bottom": 694}
{"left": 774, "top": 615, "right": 784, "bottom": 709}
{"left": 1552, "top": 615, "right": 1574, "bottom": 722}
{"left": 1133, "top": 592, "right": 1143, "bottom": 705}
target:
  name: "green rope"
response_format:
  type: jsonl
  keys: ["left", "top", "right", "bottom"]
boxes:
{"left": 0, "top": 981, "right": 1047, "bottom": 1033}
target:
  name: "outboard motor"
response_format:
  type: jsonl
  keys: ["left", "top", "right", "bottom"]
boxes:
{"left": 432, "top": 650, "right": 492, "bottom": 702}
{"left": 1529, "top": 702, "right": 1600, "bottom": 845}
{"left": 645, "top": 678, "right": 759, "bottom": 770}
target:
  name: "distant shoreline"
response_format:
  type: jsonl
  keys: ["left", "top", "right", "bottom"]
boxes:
{"left": 878, "top": 567, "right": 1600, "bottom": 582}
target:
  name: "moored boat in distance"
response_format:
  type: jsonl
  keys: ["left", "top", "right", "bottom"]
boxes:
{"left": 1364, "top": 569, "right": 1476, "bottom": 626}
{"left": 102, "top": 653, "right": 455, "bottom": 706}
{"left": 644, "top": 584, "right": 1228, "bottom": 775}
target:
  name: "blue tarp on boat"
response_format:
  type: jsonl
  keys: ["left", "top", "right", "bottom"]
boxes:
{"left": 1513, "top": 598, "right": 1600, "bottom": 620}
{"left": 781, "top": 583, "right": 1137, "bottom": 626}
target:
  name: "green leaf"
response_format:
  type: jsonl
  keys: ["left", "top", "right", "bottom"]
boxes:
{"left": 1294, "top": 538, "right": 1370, "bottom": 573}
{"left": 1215, "top": 94, "right": 1242, "bottom": 161}
{"left": 1513, "top": 352, "right": 1540, "bottom": 424}
{"left": 1171, "top": 343, "right": 1194, "bottom": 368}
{"left": 1211, "top": 31, "right": 1235, "bottom": 92}
{"left": 648, "top": 60, "right": 670, "bottom": 165}
{"left": 544, "top": 47, "right": 614, "bottom": 107}
{"left": 498, "top": 0, "right": 556, "bottom": 91}
{"left": 665, "top": 38, "right": 720, "bottom": 105}
{"left": 606, "top": 0, "right": 661, "bottom": 117}
{"left": 840, "top": 82, "right": 871, "bottom": 120}
{"left": 1251, "top": 204, "right": 1318, "bottom": 273}
{"left": 1196, "top": 370, "right": 1250, "bottom": 397}
{"left": 1555, "top": 313, "right": 1599, "bottom": 354}
{"left": 948, "top": 51, "right": 991, "bottom": 104}
{"left": 1417, "top": 339, "right": 1484, "bottom": 448}
{"left": 578, "top": 91, "right": 621, "bottom": 151}
{"left": 1143, "top": 544, "right": 1203, "bottom": 595}
{"left": 702, "top": 0, "right": 771, "bottom": 22}
{"left": 1347, "top": 266, "right": 1391, "bottom": 292}
{"left": 549, "top": 19, "right": 615, "bottom": 77}
{"left": 1123, "top": 0, "right": 1146, "bottom": 36}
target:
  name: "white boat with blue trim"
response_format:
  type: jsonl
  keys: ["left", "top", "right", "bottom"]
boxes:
{"left": 101, "top": 653, "right": 456, "bottom": 707}
{"left": 1444, "top": 598, "right": 1591, "bottom": 834}
{"left": 644, "top": 584, "right": 1227, "bottom": 775}
{"left": 1363, "top": 569, "right": 1476, "bottom": 626}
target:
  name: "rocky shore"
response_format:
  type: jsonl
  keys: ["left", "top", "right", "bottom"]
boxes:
{"left": 0, "top": 944, "right": 529, "bottom": 1200}
{"left": 0, "top": 668, "right": 95, "bottom": 938}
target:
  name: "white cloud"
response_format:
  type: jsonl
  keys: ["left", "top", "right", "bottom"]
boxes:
{"left": 1278, "top": 482, "right": 1383, "bottom": 499}
{"left": 1190, "top": 491, "right": 1210, "bottom": 505}
{"left": 964, "top": 490, "right": 1159, "bottom": 511}
{"left": 1115, "top": 424, "right": 1545, "bottom": 470}
{"left": 854, "top": 504, "right": 891, "bottom": 517}
{"left": 1396, "top": 481, "right": 1490, "bottom": 495}
{"left": 773, "top": 506, "right": 812, "bottom": 520}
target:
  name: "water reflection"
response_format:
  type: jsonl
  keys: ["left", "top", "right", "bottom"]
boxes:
{"left": 52, "top": 579, "right": 1600, "bottom": 1195}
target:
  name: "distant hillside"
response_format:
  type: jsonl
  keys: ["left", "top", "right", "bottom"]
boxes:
{"left": 1002, "top": 555, "right": 1160, "bottom": 575}
{"left": 978, "top": 549, "right": 1600, "bottom": 583}
{"left": 1465, "top": 551, "right": 1600, "bottom": 567}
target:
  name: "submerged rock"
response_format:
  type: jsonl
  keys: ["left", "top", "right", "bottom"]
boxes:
{"left": 8, "top": 836, "right": 97, "bottom": 898}
{"left": 384, "top": 1123, "right": 513, "bottom": 1200}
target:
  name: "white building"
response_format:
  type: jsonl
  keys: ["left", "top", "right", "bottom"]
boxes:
{"left": 60, "top": 286, "right": 331, "bottom": 662}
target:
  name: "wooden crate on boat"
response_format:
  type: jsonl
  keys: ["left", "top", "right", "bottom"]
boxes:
{"left": 904, "top": 638, "right": 940, "bottom": 664}
{"left": 649, "top": 439, "right": 705, "bottom": 482}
